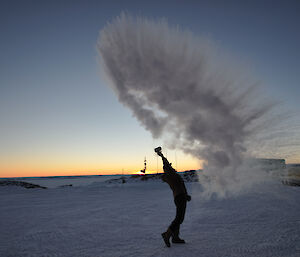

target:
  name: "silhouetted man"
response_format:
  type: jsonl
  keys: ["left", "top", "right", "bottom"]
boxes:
{"left": 155, "top": 147, "right": 191, "bottom": 247}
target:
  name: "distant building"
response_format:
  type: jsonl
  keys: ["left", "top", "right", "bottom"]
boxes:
{"left": 247, "top": 158, "right": 286, "bottom": 176}
{"left": 255, "top": 158, "right": 286, "bottom": 172}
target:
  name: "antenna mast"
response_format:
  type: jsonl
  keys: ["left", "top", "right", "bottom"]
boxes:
{"left": 140, "top": 156, "right": 147, "bottom": 174}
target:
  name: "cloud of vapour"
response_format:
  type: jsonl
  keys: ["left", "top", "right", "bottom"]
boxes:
{"left": 97, "top": 14, "right": 278, "bottom": 198}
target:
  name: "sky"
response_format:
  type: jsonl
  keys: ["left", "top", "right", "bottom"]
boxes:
{"left": 0, "top": 0, "right": 299, "bottom": 178}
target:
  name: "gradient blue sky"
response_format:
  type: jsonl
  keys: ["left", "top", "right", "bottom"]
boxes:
{"left": 1, "top": 0, "right": 299, "bottom": 177}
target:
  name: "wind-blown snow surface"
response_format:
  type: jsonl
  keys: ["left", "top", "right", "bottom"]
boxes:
{"left": 0, "top": 178, "right": 299, "bottom": 257}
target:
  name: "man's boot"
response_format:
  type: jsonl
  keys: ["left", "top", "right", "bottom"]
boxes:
{"left": 161, "top": 228, "right": 173, "bottom": 247}
{"left": 172, "top": 227, "right": 185, "bottom": 244}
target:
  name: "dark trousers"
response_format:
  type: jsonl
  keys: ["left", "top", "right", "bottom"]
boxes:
{"left": 169, "top": 194, "right": 187, "bottom": 233}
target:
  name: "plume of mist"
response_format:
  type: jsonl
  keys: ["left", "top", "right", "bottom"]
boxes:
{"left": 97, "top": 14, "right": 281, "bottom": 198}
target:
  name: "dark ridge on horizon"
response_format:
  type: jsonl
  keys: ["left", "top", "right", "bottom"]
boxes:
{"left": 0, "top": 180, "right": 47, "bottom": 189}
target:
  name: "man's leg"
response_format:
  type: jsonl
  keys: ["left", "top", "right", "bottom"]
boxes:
{"left": 172, "top": 225, "right": 185, "bottom": 243}
{"left": 170, "top": 194, "right": 187, "bottom": 243}
{"left": 162, "top": 195, "right": 186, "bottom": 247}
{"left": 161, "top": 228, "right": 173, "bottom": 247}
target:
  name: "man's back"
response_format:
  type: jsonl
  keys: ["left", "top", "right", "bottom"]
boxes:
{"left": 162, "top": 171, "right": 187, "bottom": 197}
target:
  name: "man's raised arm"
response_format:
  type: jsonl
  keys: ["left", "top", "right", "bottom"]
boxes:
{"left": 154, "top": 147, "right": 175, "bottom": 173}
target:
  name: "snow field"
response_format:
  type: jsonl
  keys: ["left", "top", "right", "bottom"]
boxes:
{"left": 0, "top": 180, "right": 299, "bottom": 257}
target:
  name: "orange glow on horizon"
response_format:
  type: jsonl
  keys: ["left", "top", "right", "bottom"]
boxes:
{"left": 0, "top": 166, "right": 201, "bottom": 178}
{"left": 0, "top": 160, "right": 202, "bottom": 178}
{"left": 0, "top": 167, "right": 201, "bottom": 178}
{"left": 0, "top": 149, "right": 203, "bottom": 178}
{"left": 2, "top": 156, "right": 300, "bottom": 178}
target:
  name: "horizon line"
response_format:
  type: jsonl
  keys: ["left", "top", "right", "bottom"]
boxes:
{"left": 0, "top": 169, "right": 202, "bottom": 179}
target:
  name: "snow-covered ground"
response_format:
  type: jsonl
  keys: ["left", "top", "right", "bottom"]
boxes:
{"left": 0, "top": 177, "right": 299, "bottom": 257}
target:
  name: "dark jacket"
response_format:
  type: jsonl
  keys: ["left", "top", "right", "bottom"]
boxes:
{"left": 161, "top": 157, "right": 188, "bottom": 198}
